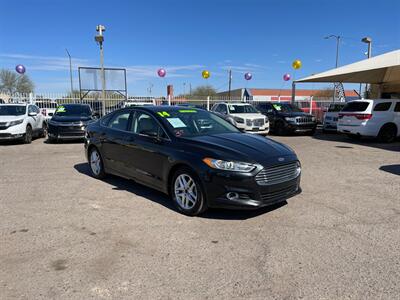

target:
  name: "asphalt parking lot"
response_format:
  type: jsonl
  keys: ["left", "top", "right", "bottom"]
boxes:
{"left": 1, "top": 133, "right": 399, "bottom": 299}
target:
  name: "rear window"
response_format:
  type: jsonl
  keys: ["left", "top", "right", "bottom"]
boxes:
{"left": 342, "top": 102, "right": 370, "bottom": 112}
{"left": 373, "top": 102, "right": 392, "bottom": 112}
{"left": 328, "top": 104, "right": 345, "bottom": 112}
{"left": 394, "top": 102, "right": 400, "bottom": 112}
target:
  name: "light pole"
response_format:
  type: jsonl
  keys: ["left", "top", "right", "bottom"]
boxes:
{"left": 362, "top": 37, "right": 372, "bottom": 98}
{"left": 65, "top": 49, "right": 73, "bottom": 95}
{"left": 95, "top": 25, "right": 106, "bottom": 116}
{"left": 325, "top": 35, "right": 341, "bottom": 101}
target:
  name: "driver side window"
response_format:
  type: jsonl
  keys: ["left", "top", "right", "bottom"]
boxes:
{"left": 107, "top": 111, "right": 130, "bottom": 131}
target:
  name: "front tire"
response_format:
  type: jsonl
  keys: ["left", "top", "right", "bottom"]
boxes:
{"left": 274, "top": 121, "right": 286, "bottom": 136}
{"left": 89, "top": 147, "right": 106, "bottom": 179}
{"left": 170, "top": 167, "right": 208, "bottom": 216}
{"left": 40, "top": 122, "right": 47, "bottom": 138}
{"left": 23, "top": 125, "right": 32, "bottom": 144}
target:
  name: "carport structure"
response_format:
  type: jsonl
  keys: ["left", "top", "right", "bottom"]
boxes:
{"left": 292, "top": 49, "right": 400, "bottom": 101}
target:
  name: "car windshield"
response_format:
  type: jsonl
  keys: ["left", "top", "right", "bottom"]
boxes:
{"left": 158, "top": 109, "right": 240, "bottom": 137}
{"left": 328, "top": 104, "right": 345, "bottom": 112}
{"left": 342, "top": 101, "right": 370, "bottom": 112}
{"left": 54, "top": 105, "right": 91, "bottom": 116}
{"left": 228, "top": 104, "right": 258, "bottom": 114}
{"left": 272, "top": 103, "right": 302, "bottom": 113}
{"left": 0, "top": 105, "right": 26, "bottom": 116}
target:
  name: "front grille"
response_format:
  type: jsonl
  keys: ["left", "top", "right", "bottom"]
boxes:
{"left": 0, "top": 133, "right": 12, "bottom": 137}
{"left": 0, "top": 122, "right": 9, "bottom": 130}
{"left": 256, "top": 162, "right": 300, "bottom": 186}
{"left": 260, "top": 184, "right": 298, "bottom": 202}
{"left": 253, "top": 118, "right": 265, "bottom": 127}
{"left": 296, "top": 117, "right": 314, "bottom": 124}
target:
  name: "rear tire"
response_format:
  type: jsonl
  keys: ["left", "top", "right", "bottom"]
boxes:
{"left": 88, "top": 147, "right": 106, "bottom": 179}
{"left": 23, "top": 125, "right": 32, "bottom": 144}
{"left": 40, "top": 122, "right": 47, "bottom": 138}
{"left": 170, "top": 167, "right": 208, "bottom": 216}
{"left": 378, "top": 124, "right": 397, "bottom": 143}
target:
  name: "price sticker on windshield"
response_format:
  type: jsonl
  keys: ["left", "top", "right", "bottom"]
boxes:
{"left": 56, "top": 106, "right": 66, "bottom": 113}
{"left": 167, "top": 118, "right": 187, "bottom": 128}
{"left": 272, "top": 104, "right": 282, "bottom": 111}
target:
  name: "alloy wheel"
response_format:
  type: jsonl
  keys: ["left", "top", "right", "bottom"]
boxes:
{"left": 90, "top": 150, "right": 102, "bottom": 176}
{"left": 174, "top": 174, "right": 198, "bottom": 210}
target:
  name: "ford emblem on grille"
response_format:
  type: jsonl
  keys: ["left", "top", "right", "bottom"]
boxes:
{"left": 278, "top": 157, "right": 285, "bottom": 162}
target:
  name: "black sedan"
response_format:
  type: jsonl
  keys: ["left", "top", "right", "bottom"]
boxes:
{"left": 85, "top": 106, "right": 302, "bottom": 216}
{"left": 48, "top": 104, "right": 97, "bottom": 142}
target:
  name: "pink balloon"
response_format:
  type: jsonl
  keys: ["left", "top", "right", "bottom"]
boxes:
{"left": 157, "top": 68, "right": 166, "bottom": 77}
{"left": 283, "top": 73, "right": 291, "bottom": 81}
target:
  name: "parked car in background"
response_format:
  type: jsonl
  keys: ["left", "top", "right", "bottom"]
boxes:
{"left": 122, "top": 100, "right": 155, "bottom": 108}
{"left": 322, "top": 103, "right": 346, "bottom": 132}
{"left": 48, "top": 104, "right": 97, "bottom": 142}
{"left": 338, "top": 99, "right": 400, "bottom": 142}
{"left": 85, "top": 106, "right": 301, "bottom": 216}
{"left": 211, "top": 102, "right": 269, "bottom": 134}
{"left": 0, "top": 103, "right": 47, "bottom": 143}
{"left": 255, "top": 102, "right": 317, "bottom": 135}
{"left": 35, "top": 99, "right": 58, "bottom": 121}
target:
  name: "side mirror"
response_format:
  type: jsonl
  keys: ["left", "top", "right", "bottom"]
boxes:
{"left": 28, "top": 112, "right": 37, "bottom": 117}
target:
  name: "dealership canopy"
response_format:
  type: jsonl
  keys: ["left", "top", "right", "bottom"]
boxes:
{"left": 296, "top": 49, "right": 400, "bottom": 93}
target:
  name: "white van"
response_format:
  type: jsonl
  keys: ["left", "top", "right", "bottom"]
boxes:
{"left": 337, "top": 99, "right": 400, "bottom": 142}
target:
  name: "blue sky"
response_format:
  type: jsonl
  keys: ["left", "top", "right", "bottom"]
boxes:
{"left": 0, "top": 0, "right": 399, "bottom": 95}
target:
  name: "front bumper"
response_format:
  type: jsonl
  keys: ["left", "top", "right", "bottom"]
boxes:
{"left": 236, "top": 124, "right": 270, "bottom": 135}
{"left": 0, "top": 132, "right": 24, "bottom": 140}
{"left": 201, "top": 168, "right": 301, "bottom": 209}
{"left": 285, "top": 122, "right": 316, "bottom": 133}
{"left": 48, "top": 124, "right": 86, "bottom": 140}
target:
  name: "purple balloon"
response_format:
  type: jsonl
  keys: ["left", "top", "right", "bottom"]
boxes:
{"left": 157, "top": 68, "right": 166, "bottom": 77}
{"left": 283, "top": 73, "right": 291, "bottom": 81}
{"left": 244, "top": 72, "right": 252, "bottom": 80}
{"left": 15, "top": 64, "right": 26, "bottom": 74}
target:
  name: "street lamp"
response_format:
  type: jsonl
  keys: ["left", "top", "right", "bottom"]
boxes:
{"left": 324, "top": 35, "right": 341, "bottom": 68}
{"left": 324, "top": 35, "right": 341, "bottom": 101}
{"left": 65, "top": 49, "right": 73, "bottom": 95}
{"left": 95, "top": 25, "right": 106, "bottom": 116}
{"left": 362, "top": 37, "right": 372, "bottom": 97}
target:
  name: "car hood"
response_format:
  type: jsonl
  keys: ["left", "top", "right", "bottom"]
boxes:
{"left": 229, "top": 113, "right": 265, "bottom": 119}
{"left": 0, "top": 116, "right": 25, "bottom": 122}
{"left": 183, "top": 133, "right": 297, "bottom": 167}
{"left": 51, "top": 115, "right": 93, "bottom": 122}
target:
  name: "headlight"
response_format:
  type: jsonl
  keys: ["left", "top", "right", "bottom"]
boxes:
{"left": 311, "top": 116, "right": 316, "bottom": 121}
{"left": 296, "top": 161, "right": 301, "bottom": 175}
{"left": 203, "top": 158, "right": 257, "bottom": 172}
{"left": 8, "top": 119, "right": 24, "bottom": 127}
{"left": 285, "top": 117, "right": 297, "bottom": 122}
{"left": 233, "top": 116, "right": 244, "bottom": 124}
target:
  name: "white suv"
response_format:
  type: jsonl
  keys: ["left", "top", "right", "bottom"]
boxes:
{"left": 337, "top": 99, "right": 400, "bottom": 142}
{"left": 0, "top": 103, "right": 47, "bottom": 143}
{"left": 211, "top": 102, "right": 269, "bottom": 134}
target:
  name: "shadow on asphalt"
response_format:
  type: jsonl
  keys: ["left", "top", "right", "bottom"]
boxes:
{"left": 312, "top": 131, "right": 400, "bottom": 152}
{"left": 43, "top": 139, "right": 84, "bottom": 145}
{"left": 74, "top": 162, "right": 284, "bottom": 220}
{"left": 379, "top": 164, "right": 400, "bottom": 176}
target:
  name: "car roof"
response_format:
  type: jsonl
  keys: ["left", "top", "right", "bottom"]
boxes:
{"left": 217, "top": 102, "right": 250, "bottom": 105}
{"left": 125, "top": 105, "right": 204, "bottom": 113}
{"left": 0, "top": 103, "right": 28, "bottom": 106}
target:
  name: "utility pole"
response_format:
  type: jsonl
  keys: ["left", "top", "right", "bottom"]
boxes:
{"left": 95, "top": 25, "right": 106, "bottom": 116}
{"left": 228, "top": 69, "right": 232, "bottom": 100}
{"left": 183, "top": 82, "right": 186, "bottom": 96}
{"left": 362, "top": 37, "right": 372, "bottom": 98}
{"left": 189, "top": 83, "right": 192, "bottom": 96}
{"left": 65, "top": 49, "right": 73, "bottom": 95}
{"left": 324, "top": 35, "right": 341, "bottom": 102}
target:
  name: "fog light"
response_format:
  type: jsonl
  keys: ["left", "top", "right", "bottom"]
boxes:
{"left": 226, "top": 192, "right": 239, "bottom": 201}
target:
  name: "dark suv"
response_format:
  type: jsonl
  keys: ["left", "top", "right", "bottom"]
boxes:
{"left": 255, "top": 102, "right": 317, "bottom": 135}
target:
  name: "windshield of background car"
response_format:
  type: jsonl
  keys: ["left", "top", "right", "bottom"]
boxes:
{"left": 228, "top": 104, "right": 258, "bottom": 114}
{"left": 272, "top": 103, "right": 302, "bottom": 113}
{"left": 158, "top": 109, "right": 240, "bottom": 137}
{"left": 54, "top": 105, "right": 92, "bottom": 116}
{"left": 0, "top": 105, "right": 26, "bottom": 116}
{"left": 328, "top": 104, "right": 345, "bottom": 112}
{"left": 342, "top": 101, "right": 370, "bottom": 112}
